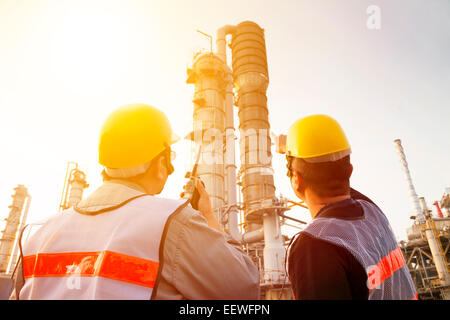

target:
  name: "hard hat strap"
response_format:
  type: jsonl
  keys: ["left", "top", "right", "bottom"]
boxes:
{"left": 163, "top": 142, "right": 175, "bottom": 176}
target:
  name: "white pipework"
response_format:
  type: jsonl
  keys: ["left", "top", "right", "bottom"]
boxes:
{"left": 394, "top": 139, "right": 424, "bottom": 222}
{"left": 223, "top": 64, "right": 243, "bottom": 243}
{"left": 262, "top": 211, "right": 285, "bottom": 284}
{"left": 242, "top": 227, "right": 265, "bottom": 243}
{"left": 216, "top": 25, "right": 236, "bottom": 64}
{"left": 217, "top": 24, "right": 237, "bottom": 226}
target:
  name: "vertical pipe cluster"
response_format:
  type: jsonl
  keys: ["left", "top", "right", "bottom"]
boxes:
{"left": 0, "top": 185, "right": 30, "bottom": 273}
{"left": 186, "top": 53, "right": 226, "bottom": 212}
{"left": 216, "top": 25, "right": 243, "bottom": 242}
{"left": 190, "top": 22, "right": 287, "bottom": 295}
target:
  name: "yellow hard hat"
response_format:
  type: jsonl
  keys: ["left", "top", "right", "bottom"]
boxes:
{"left": 99, "top": 103, "right": 179, "bottom": 169}
{"left": 286, "top": 114, "right": 351, "bottom": 162}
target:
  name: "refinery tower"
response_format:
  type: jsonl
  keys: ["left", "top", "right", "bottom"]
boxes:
{"left": 186, "top": 21, "right": 297, "bottom": 299}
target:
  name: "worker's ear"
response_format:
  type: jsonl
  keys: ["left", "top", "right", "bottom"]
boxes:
{"left": 156, "top": 154, "right": 169, "bottom": 179}
{"left": 290, "top": 171, "right": 305, "bottom": 200}
{"left": 147, "top": 154, "right": 167, "bottom": 182}
{"left": 349, "top": 163, "right": 353, "bottom": 178}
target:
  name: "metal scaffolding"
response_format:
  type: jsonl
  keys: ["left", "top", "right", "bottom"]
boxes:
{"left": 394, "top": 139, "right": 450, "bottom": 300}
{"left": 400, "top": 232, "right": 450, "bottom": 300}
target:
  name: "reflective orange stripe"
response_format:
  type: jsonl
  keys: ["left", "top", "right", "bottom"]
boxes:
{"left": 367, "top": 247, "right": 406, "bottom": 291}
{"left": 23, "top": 251, "right": 159, "bottom": 288}
{"left": 412, "top": 293, "right": 418, "bottom": 300}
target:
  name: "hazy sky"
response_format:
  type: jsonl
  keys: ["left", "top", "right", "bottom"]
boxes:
{"left": 1, "top": 0, "right": 449, "bottom": 241}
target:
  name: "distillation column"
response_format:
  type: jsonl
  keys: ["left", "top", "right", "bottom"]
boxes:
{"left": 68, "top": 169, "right": 89, "bottom": 209}
{"left": 231, "top": 21, "right": 285, "bottom": 295}
{"left": 186, "top": 53, "right": 226, "bottom": 215}
{"left": 60, "top": 164, "right": 89, "bottom": 211}
{"left": 394, "top": 139, "right": 450, "bottom": 299}
{"left": 0, "top": 185, "right": 31, "bottom": 273}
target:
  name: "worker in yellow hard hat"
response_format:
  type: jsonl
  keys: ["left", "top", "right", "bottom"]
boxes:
{"left": 11, "top": 103, "right": 259, "bottom": 300}
{"left": 285, "top": 114, "right": 417, "bottom": 300}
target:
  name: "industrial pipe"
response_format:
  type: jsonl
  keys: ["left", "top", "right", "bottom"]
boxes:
{"left": 241, "top": 227, "right": 264, "bottom": 243}
{"left": 216, "top": 25, "right": 236, "bottom": 64}
{"left": 223, "top": 64, "right": 245, "bottom": 243}
{"left": 434, "top": 201, "right": 444, "bottom": 219}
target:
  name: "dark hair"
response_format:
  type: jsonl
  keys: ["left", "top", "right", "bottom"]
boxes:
{"left": 101, "top": 166, "right": 151, "bottom": 183}
{"left": 290, "top": 155, "right": 352, "bottom": 198}
{"left": 101, "top": 149, "right": 171, "bottom": 183}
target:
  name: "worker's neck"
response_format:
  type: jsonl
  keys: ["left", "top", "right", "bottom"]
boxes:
{"left": 123, "top": 177, "right": 163, "bottom": 195}
{"left": 138, "top": 181, "right": 162, "bottom": 195}
{"left": 304, "top": 189, "right": 351, "bottom": 219}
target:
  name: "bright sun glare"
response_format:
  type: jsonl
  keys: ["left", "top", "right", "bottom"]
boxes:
{"left": 46, "top": 5, "right": 131, "bottom": 91}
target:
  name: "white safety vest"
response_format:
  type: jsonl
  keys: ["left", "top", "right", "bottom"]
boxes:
{"left": 19, "top": 196, "right": 187, "bottom": 300}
